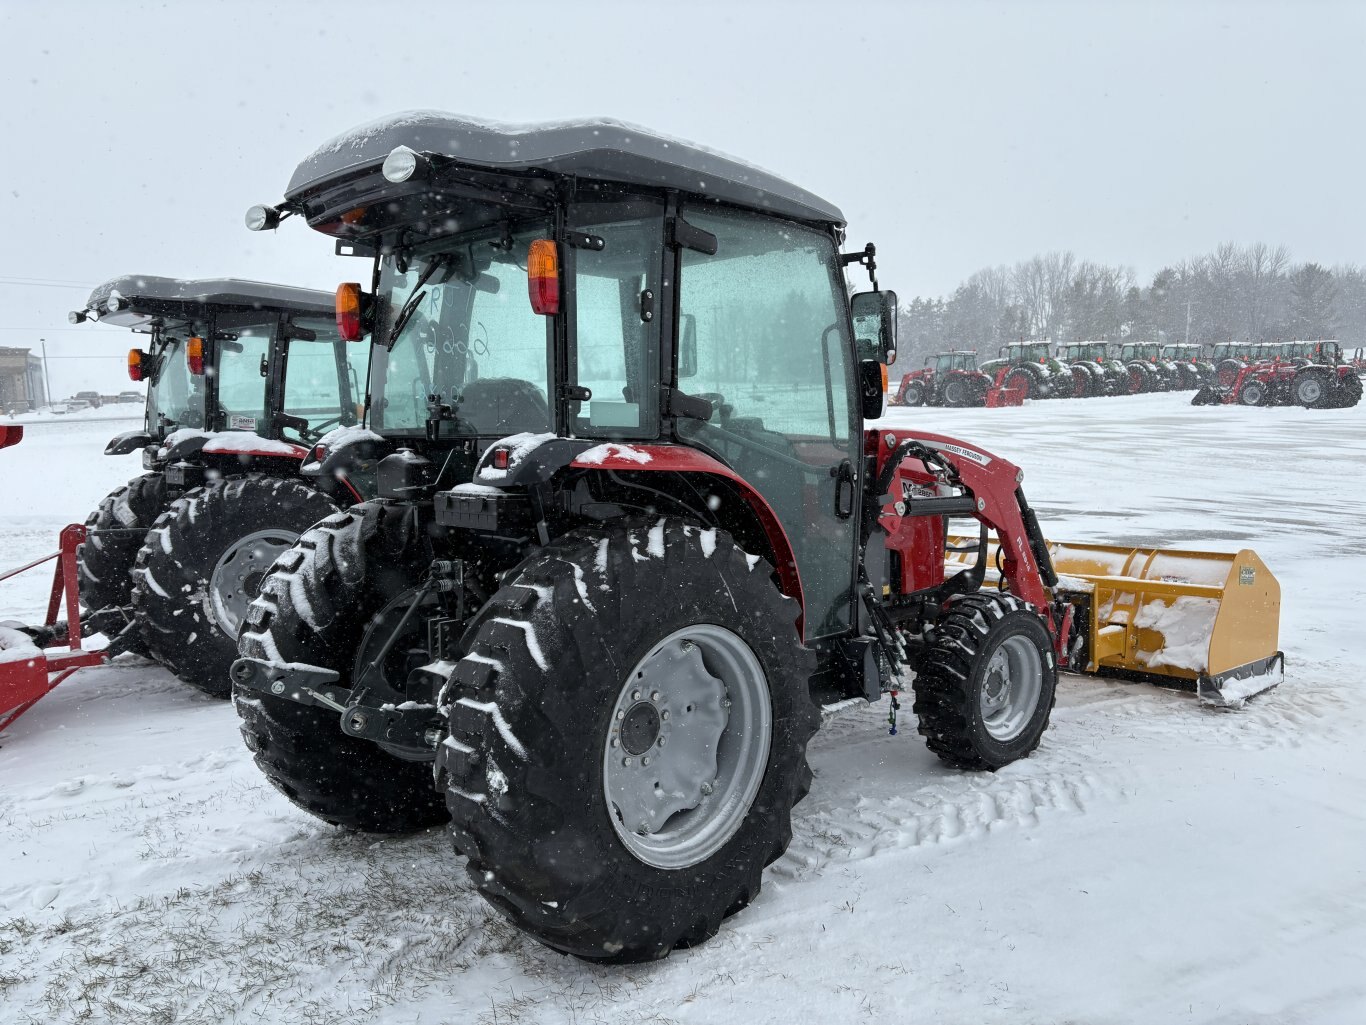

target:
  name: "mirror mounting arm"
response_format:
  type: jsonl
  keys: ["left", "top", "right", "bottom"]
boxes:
{"left": 839, "top": 243, "right": 879, "bottom": 290}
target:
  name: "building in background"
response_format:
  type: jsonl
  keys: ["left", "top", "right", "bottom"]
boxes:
{"left": 0, "top": 347, "right": 46, "bottom": 413}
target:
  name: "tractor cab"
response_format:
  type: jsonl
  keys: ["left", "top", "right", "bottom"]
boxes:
{"left": 1058, "top": 341, "right": 1108, "bottom": 362}
{"left": 1120, "top": 342, "right": 1162, "bottom": 361}
{"left": 1001, "top": 341, "right": 1052, "bottom": 363}
{"left": 250, "top": 113, "right": 894, "bottom": 642}
{"left": 934, "top": 351, "right": 979, "bottom": 373}
{"left": 1283, "top": 339, "right": 1341, "bottom": 364}
{"left": 71, "top": 277, "right": 366, "bottom": 473}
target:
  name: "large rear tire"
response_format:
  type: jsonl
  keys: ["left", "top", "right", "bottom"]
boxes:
{"left": 132, "top": 475, "right": 339, "bottom": 698}
{"left": 1291, "top": 368, "right": 1332, "bottom": 409}
{"left": 441, "top": 519, "right": 817, "bottom": 962}
{"left": 1329, "top": 371, "right": 1362, "bottom": 409}
{"left": 942, "top": 376, "right": 980, "bottom": 407}
{"left": 911, "top": 592, "right": 1057, "bottom": 770}
{"left": 77, "top": 472, "right": 168, "bottom": 641}
{"left": 234, "top": 504, "right": 451, "bottom": 832}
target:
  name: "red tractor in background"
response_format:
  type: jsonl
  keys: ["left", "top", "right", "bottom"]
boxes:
{"left": 890, "top": 350, "right": 1021, "bottom": 407}
{"left": 64, "top": 277, "right": 372, "bottom": 696}
{"left": 1192, "top": 345, "right": 1362, "bottom": 408}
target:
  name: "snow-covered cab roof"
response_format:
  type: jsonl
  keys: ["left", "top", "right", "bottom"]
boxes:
{"left": 283, "top": 111, "right": 845, "bottom": 230}
{"left": 78, "top": 275, "right": 335, "bottom": 330}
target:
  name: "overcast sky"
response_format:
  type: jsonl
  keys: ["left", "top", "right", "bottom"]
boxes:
{"left": 3, "top": 0, "right": 1362, "bottom": 393}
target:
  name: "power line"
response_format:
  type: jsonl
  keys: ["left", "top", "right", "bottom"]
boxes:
{"left": 0, "top": 278, "right": 96, "bottom": 290}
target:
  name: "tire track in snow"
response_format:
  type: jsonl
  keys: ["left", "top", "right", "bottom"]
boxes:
{"left": 776, "top": 694, "right": 1134, "bottom": 878}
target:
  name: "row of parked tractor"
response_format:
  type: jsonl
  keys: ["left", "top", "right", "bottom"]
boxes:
{"left": 891, "top": 338, "right": 1363, "bottom": 410}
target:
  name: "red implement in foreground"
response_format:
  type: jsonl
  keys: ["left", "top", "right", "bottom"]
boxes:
{"left": 0, "top": 524, "right": 108, "bottom": 731}
{"left": 1, "top": 424, "right": 22, "bottom": 450}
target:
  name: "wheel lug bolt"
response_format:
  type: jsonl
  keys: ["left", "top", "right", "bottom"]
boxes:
{"left": 641, "top": 756, "right": 651, "bottom": 767}
{"left": 657, "top": 737, "right": 666, "bottom": 747}
{"left": 623, "top": 757, "right": 633, "bottom": 767}
{"left": 650, "top": 691, "right": 660, "bottom": 702}
{"left": 616, "top": 709, "right": 625, "bottom": 720}
{"left": 661, "top": 710, "right": 670, "bottom": 721}
{"left": 610, "top": 738, "right": 618, "bottom": 748}
{"left": 631, "top": 689, "right": 641, "bottom": 701}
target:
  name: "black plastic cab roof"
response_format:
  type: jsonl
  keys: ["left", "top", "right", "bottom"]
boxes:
{"left": 285, "top": 111, "right": 845, "bottom": 227}
{"left": 81, "top": 275, "right": 335, "bottom": 330}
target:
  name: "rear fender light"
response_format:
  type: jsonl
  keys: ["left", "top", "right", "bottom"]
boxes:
{"left": 127, "top": 349, "right": 147, "bottom": 382}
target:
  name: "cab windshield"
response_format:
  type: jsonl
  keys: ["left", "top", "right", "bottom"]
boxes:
{"left": 372, "top": 223, "right": 552, "bottom": 437}
{"left": 145, "top": 329, "right": 207, "bottom": 436}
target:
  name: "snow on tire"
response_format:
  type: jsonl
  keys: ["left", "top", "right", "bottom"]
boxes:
{"left": 77, "top": 472, "right": 168, "bottom": 635}
{"left": 234, "top": 503, "right": 450, "bottom": 833}
{"left": 439, "top": 518, "right": 818, "bottom": 963}
{"left": 131, "top": 475, "right": 338, "bottom": 698}
{"left": 911, "top": 591, "right": 1057, "bottom": 771}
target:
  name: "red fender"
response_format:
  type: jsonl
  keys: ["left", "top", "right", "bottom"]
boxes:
{"left": 569, "top": 444, "right": 805, "bottom": 620}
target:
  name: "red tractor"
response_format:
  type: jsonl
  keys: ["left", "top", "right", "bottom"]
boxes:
{"left": 228, "top": 113, "right": 1281, "bottom": 963}
{"left": 891, "top": 350, "right": 1011, "bottom": 407}
{"left": 1192, "top": 345, "right": 1362, "bottom": 408}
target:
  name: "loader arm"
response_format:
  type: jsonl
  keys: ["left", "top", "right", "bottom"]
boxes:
{"left": 867, "top": 429, "right": 1057, "bottom": 617}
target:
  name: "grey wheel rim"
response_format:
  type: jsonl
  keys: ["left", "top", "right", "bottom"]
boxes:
{"left": 1296, "top": 377, "right": 1323, "bottom": 404}
{"left": 208, "top": 528, "right": 298, "bottom": 636}
{"left": 979, "top": 634, "right": 1043, "bottom": 741}
{"left": 603, "top": 624, "right": 772, "bottom": 870}
{"left": 1241, "top": 382, "right": 1264, "bottom": 405}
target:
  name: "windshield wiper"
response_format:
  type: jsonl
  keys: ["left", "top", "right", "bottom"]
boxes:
{"left": 385, "top": 255, "right": 449, "bottom": 350}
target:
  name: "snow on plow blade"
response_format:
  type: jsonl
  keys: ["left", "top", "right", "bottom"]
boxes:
{"left": 946, "top": 536, "right": 1283, "bottom": 705}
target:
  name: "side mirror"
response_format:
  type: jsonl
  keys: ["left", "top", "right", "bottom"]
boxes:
{"left": 679, "top": 313, "right": 698, "bottom": 378}
{"left": 850, "top": 290, "right": 897, "bottom": 365}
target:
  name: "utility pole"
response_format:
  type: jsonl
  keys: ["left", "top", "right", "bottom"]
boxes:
{"left": 40, "top": 338, "right": 52, "bottom": 409}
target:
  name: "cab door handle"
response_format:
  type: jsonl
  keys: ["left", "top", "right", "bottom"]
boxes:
{"left": 832, "top": 459, "right": 855, "bottom": 519}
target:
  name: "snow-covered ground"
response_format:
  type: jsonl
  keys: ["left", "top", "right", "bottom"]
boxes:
{"left": 2, "top": 394, "right": 1364, "bottom": 1024}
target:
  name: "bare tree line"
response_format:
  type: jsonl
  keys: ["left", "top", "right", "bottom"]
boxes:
{"left": 896, "top": 243, "right": 1366, "bottom": 370}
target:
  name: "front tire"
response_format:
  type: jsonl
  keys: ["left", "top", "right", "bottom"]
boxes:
{"left": 903, "top": 381, "right": 927, "bottom": 406}
{"left": 441, "top": 519, "right": 818, "bottom": 962}
{"left": 1237, "top": 379, "right": 1269, "bottom": 406}
{"left": 911, "top": 592, "right": 1057, "bottom": 770}
{"left": 132, "top": 475, "right": 339, "bottom": 697}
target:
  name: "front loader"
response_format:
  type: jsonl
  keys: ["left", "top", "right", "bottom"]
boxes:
{"left": 60, "top": 278, "right": 370, "bottom": 697}
{"left": 231, "top": 113, "right": 1283, "bottom": 964}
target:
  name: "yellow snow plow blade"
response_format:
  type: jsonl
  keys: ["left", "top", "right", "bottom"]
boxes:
{"left": 946, "top": 536, "right": 1283, "bottom": 705}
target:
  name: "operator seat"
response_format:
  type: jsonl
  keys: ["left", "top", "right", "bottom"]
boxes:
{"left": 458, "top": 378, "right": 550, "bottom": 434}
